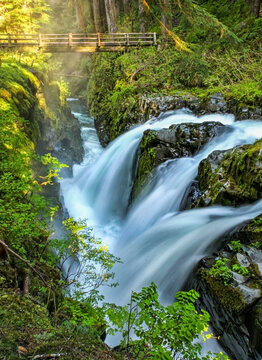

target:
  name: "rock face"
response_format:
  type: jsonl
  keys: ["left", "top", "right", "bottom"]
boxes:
{"left": 194, "top": 139, "right": 262, "bottom": 207}
{"left": 35, "top": 82, "right": 84, "bottom": 178}
{"left": 192, "top": 240, "right": 262, "bottom": 359}
{"left": 95, "top": 92, "right": 262, "bottom": 147}
{"left": 133, "top": 121, "right": 225, "bottom": 197}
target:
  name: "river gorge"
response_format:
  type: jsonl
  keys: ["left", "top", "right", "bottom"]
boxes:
{"left": 58, "top": 99, "right": 262, "bottom": 360}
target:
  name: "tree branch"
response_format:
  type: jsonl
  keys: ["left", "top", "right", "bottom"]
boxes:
{"left": 0, "top": 239, "right": 49, "bottom": 288}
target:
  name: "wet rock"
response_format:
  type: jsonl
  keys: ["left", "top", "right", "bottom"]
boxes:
{"left": 191, "top": 277, "right": 261, "bottom": 360}
{"left": 245, "top": 248, "right": 262, "bottom": 276}
{"left": 94, "top": 115, "right": 110, "bottom": 147}
{"left": 192, "top": 235, "right": 262, "bottom": 359}
{"left": 133, "top": 121, "right": 225, "bottom": 198}
{"left": 232, "top": 272, "right": 248, "bottom": 287}
{"left": 94, "top": 88, "right": 262, "bottom": 146}
{"left": 36, "top": 90, "right": 84, "bottom": 177}
{"left": 195, "top": 139, "right": 262, "bottom": 207}
{"left": 206, "top": 93, "right": 228, "bottom": 113}
{"left": 200, "top": 256, "right": 215, "bottom": 269}
{"left": 236, "top": 253, "right": 251, "bottom": 268}
{"left": 247, "top": 300, "right": 262, "bottom": 354}
{"left": 237, "top": 285, "right": 261, "bottom": 306}
{"left": 139, "top": 93, "right": 202, "bottom": 120}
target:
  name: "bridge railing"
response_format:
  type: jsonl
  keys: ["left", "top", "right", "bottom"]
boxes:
{"left": 0, "top": 33, "right": 157, "bottom": 48}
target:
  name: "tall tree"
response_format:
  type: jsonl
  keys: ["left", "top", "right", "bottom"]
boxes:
{"left": 93, "top": 0, "right": 106, "bottom": 32}
{"left": 138, "top": 0, "right": 146, "bottom": 32}
{"left": 123, "top": 0, "right": 129, "bottom": 13}
{"left": 75, "top": 0, "right": 86, "bottom": 32}
{"left": 160, "top": 0, "right": 172, "bottom": 39}
{"left": 252, "top": 0, "right": 261, "bottom": 17}
{"left": 104, "top": 0, "right": 118, "bottom": 32}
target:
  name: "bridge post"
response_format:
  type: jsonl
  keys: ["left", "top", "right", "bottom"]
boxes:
{"left": 153, "top": 32, "right": 157, "bottom": 46}
{"left": 97, "top": 32, "right": 101, "bottom": 48}
{"left": 68, "top": 33, "right": 73, "bottom": 47}
{"left": 38, "top": 34, "right": 42, "bottom": 47}
{"left": 8, "top": 34, "right": 11, "bottom": 47}
{"left": 125, "top": 34, "right": 130, "bottom": 46}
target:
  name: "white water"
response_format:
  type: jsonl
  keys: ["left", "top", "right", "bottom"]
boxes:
{"left": 60, "top": 102, "right": 262, "bottom": 353}
{"left": 61, "top": 103, "right": 262, "bottom": 330}
{"left": 61, "top": 106, "right": 262, "bottom": 302}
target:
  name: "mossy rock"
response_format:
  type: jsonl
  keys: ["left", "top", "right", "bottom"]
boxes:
{"left": 133, "top": 121, "right": 225, "bottom": 198}
{"left": 196, "top": 139, "right": 262, "bottom": 207}
{"left": 202, "top": 269, "right": 246, "bottom": 314}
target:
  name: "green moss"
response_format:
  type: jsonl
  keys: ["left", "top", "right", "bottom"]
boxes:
{"left": 202, "top": 269, "right": 246, "bottom": 314}
{"left": 0, "top": 290, "right": 52, "bottom": 357}
{"left": 198, "top": 140, "right": 262, "bottom": 206}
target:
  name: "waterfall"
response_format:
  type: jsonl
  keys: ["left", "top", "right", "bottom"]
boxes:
{"left": 61, "top": 104, "right": 262, "bottom": 304}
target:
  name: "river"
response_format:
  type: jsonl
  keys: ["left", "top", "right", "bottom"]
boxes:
{"left": 60, "top": 99, "right": 262, "bottom": 354}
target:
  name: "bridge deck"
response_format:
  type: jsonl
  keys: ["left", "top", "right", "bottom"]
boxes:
{"left": 0, "top": 33, "right": 157, "bottom": 52}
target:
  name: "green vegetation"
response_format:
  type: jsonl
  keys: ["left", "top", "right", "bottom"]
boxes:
{"left": 0, "top": 58, "right": 121, "bottom": 359}
{"left": 208, "top": 258, "right": 233, "bottom": 285}
{"left": 232, "top": 264, "right": 251, "bottom": 277}
{"left": 85, "top": 0, "right": 261, "bottom": 142}
{"left": 1, "top": 0, "right": 262, "bottom": 358}
{"left": 0, "top": 56, "right": 227, "bottom": 359}
{"left": 230, "top": 240, "right": 243, "bottom": 253}
{"left": 0, "top": 0, "right": 50, "bottom": 33}
{"left": 107, "top": 284, "right": 229, "bottom": 360}
{"left": 198, "top": 139, "right": 262, "bottom": 206}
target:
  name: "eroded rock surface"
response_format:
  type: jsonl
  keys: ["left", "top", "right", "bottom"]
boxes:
{"left": 194, "top": 139, "right": 262, "bottom": 207}
{"left": 133, "top": 121, "right": 224, "bottom": 197}
{"left": 193, "top": 241, "right": 262, "bottom": 359}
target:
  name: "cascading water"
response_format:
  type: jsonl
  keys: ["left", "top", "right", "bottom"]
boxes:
{"left": 61, "top": 101, "right": 262, "bottom": 351}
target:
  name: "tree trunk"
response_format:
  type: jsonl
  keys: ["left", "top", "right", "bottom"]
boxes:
{"left": 93, "top": 0, "right": 106, "bottom": 32}
{"left": 23, "top": 270, "right": 31, "bottom": 295}
{"left": 161, "top": 0, "right": 172, "bottom": 39}
{"left": 75, "top": 0, "right": 86, "bottom": 32}
{"left": 104, "top": 0, "right": 118, "bottom": 33}
{"left": 82, "top": 0, "right": 95, "bottom": 32}
{"left": 123, "top": 0, "right": 129, "bottom": 13}
{"left": 138, "top": 0, "right": 146, "bottom": 33}
{"left": 99, "top": 0, "right": 107, "bottom": 32}
{"left": 252, "top": 0, "right": 261, "bottom": 17}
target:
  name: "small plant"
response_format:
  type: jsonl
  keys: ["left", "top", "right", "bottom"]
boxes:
{"left": 209, "top": 258, "right": 233, "bottom": 285}
{"left": 232, "top": 264, "right": 250, "bottom": 277}
{"left": 107, "top": 283, "right": 229, "bottom": 360}
{"left": 230, "top": 240, "right": 243, "bottom": 253}
{"left": 250, "top": 216, "right": 262, "bottom": 226}
{"left": 250, "top": 241, "right": 262, "bottom": 249}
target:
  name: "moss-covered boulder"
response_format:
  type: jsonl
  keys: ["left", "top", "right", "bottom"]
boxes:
{"left": 194, "top": 241, "right": 262, "bottom": 359}
{"left": 196, "top": 139, "right": 262, "bottom": 207}
{"left": 133, "top": 121, "right": 224, "bottom": 198}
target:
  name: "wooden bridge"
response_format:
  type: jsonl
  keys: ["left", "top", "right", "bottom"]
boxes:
{"left": 0, "top": 33, "right": 157, "bottom": 52}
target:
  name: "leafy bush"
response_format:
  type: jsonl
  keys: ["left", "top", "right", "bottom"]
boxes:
{"left": 208, "top": 258, "right": 232, "bottom": 285}
{"left": 230, "top": 240, "right": 243, "bottom": 253}
{"left": 232, "top": 264, "right": 250, "bottom": 277}
{"left": 107, "top": 283, "right": 229, "bottom": 360}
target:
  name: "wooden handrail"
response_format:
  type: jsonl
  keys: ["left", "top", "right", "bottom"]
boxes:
{"left": 0, "top": 32, "right": 157, "bottom": 52}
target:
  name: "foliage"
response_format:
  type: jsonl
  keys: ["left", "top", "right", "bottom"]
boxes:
{"left": 50, "top": 218, "right": 120, "bottom": 303}
{"left": 107, "top": 283, "right": 229, "bottom": 360}
{"left": 232, "top": 264, "right": 251, "bottom": 277}
{"left": 208, "top": 258, "right": 232, "bottom": 285}
{"left": 230, "top": 240, "right": 243, "bottom": 253}
{"left": 40, "top": 153, "right": 69, "bottom": 186}
{"left": 0, "top": 0, "right": 50, "bottom": 33}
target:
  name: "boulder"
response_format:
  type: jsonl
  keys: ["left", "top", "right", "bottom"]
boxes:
{"left": 195, "top": 139, "right": 262, "bottom": 207}
{"left": 237, "top": 285, "right": 261, "bottom": 306}
{"left": 133, "top": 121, "right": 225, "bottom": 198}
